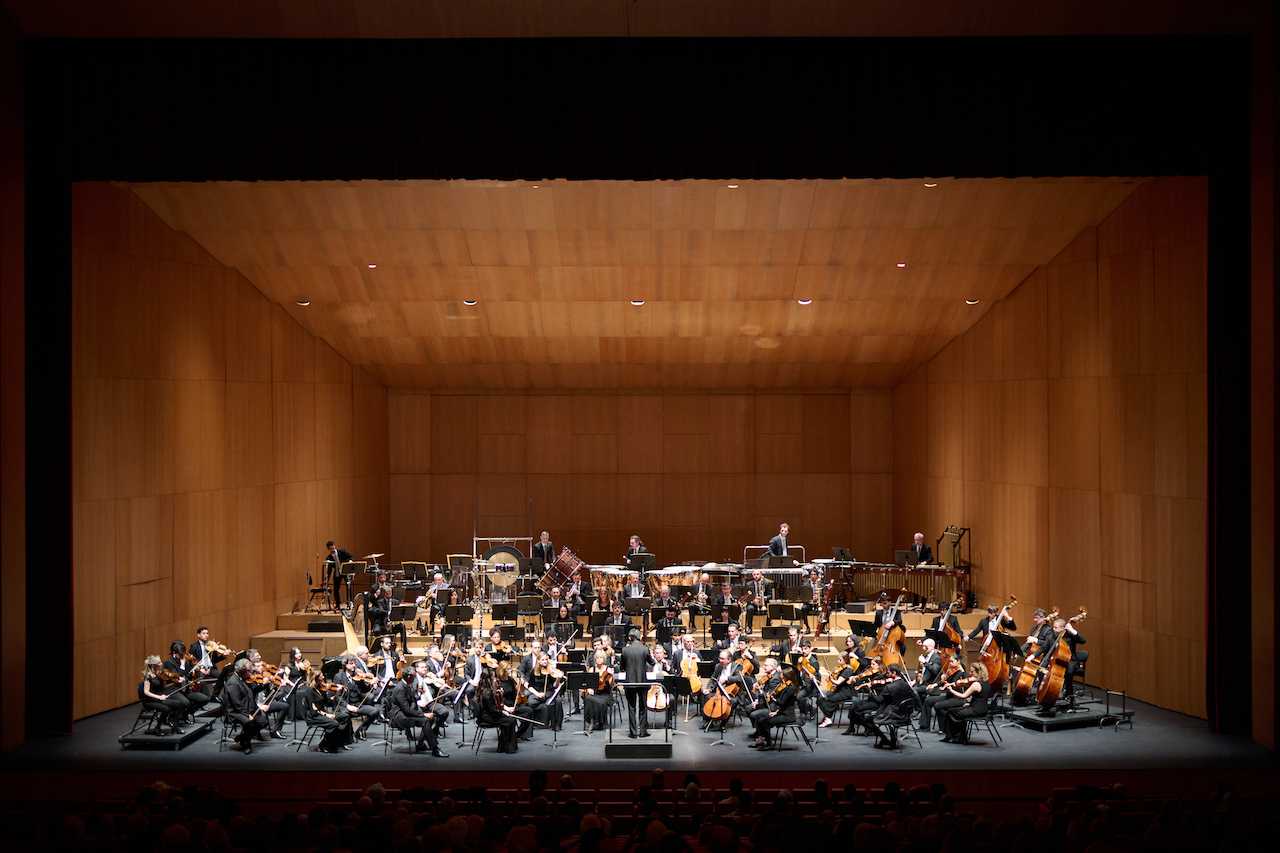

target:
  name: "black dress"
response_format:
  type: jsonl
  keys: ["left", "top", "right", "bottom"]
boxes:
{"left": 476, "top": 680, "right": 519, "bottom": 753}
{"left": 943, "top": 680, "right": 991, "bottom": 741}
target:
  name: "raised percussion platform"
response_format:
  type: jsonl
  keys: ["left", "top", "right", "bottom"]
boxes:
{"left": 1006, "top": 702, "right": 1112, "bottom": 732}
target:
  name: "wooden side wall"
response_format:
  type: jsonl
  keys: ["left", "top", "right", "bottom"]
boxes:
{"left": 893, "top": 177, "right": 1210, "bottom": 718}
{"left": 388, "top": 390, "right": 894, "bottom": 572}
{"left": 70, "top": 182, "right": 389, "bottom": 720}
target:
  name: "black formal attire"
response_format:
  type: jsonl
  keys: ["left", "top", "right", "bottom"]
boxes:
{"left": 931, "top": 612, "right": 966, "bottom": 664}
{"left": 301, "top": 683, "right": 353, "bottom": 752}
{"left": 868, "top": 675, "right": 917, "bottom": 747}
{"left": 458, "top": 653, "right": 484, "bottom": 721}
{"left": 908, "top": 542, "right": 934, "bottom": 564}
{"left": 190, "top": 640, "right": 225, "bottom": 697}
{"left": 335, "top": 670, "right": 379, "bottom": 737}
{"left": 689, "top": 581, "right": 714, "bottom": 616}
{"left": 671, "top": 644, "right": 701, "bottom": 681}
{"left": 743, "top": 577, "right": 773, "bottom": 632}
{"left": 223, "top": 672, "right": 266, "bottom": 749}
{"left": 843, "top": 676, "right": 885, "bottom": 734}
{"left": 605, "top": 612, "right": 633, "bottom": 629}
{"left": 532, "top": 540, "right": 556, "bottom": 572}
{"left": 163, "top": 656, "right": 210, "bottom": 719}
{"left": 799, "top": 582, "right": 825, "bottom": 629}
{"left": 620, "top": 640, "right": 654, "bottom": 736}
{"left": 872, "top": 607, "right": 907, "bottom": 655}
{"left": 768, "top": 534, "right": 791, "bottom": 557}
{"left": 746, "top": 671, "right": 782, "bottom": 736}
{"left": 497, "top": 677, "right": 535, "bottom": 739}
{"left": 817, "top": 665, "right": 857, "bottom": 719}
{"left": 388, "top": 678, "right": 440, "bottom": 753}
{"left": 941, "top": 680, "right": 991, "bottom": 742}
{"left": 702, "top": 660, "right": 746, "bottom": 724}
{"left": 1050, "top": 629, "right": 1087, "bottom": 696}
{"left": 140, "top": 674, "right": 186, "bottom": 732}
{"left": 1021, "top": 620, "right": 1056, "bottom": 656}
{"left": 794, "top": 652, "right": 822, "bottom": 716}
{"left": 325, "top": 547, "right": 355, "bottom": 607}
{"left": 751, "top": 681, "right": 797, "bottom": 745}
{"left": 968, "top": 614, "right": 1018, "bottom": 640}
{"left": 583, "top": 668, "right": 614, "bottom": 729}
{"left": 475, "top": 680, "right": 519, "bottom": 753}
{"left": 369, "top": 594, "right": 397, "bottom": 635}
{"left": 623, "top": 545, "right": 648, "bottom": 570}
{"left": 526, "top": 668, "right": 565, "bottom": 730}
{"left": 913, "top": 651, "right": 945, "bottom": 729}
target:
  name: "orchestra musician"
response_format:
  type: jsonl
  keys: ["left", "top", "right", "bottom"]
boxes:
{"left": 1046, "top": 617, "right": 1087, "bottom": 701}
{"left": 768, "top": 522, "right": 802, "bottom": 568}
{"left": 494, "top": 661, "right": 536, "bottom": 741}
{"left": 711, "top": 581, "right": 737, "bottom": 608}
{"left": 368, "top": 584, "right": 398, "bottom": 636}
{"left": 671, "top": 633, "right": 701, "bottom": 680}
{"left": 623, "top": 535, "right": 648, "bottom": 568}
{"left": 968, "top": 603, "right": 1018, "bottom": 640}
{"left": 190, "top": 627, "right": 225, "bottom": 699}
{"left": 816, "top": 651, "right": 859, "bottom": 727}
{"left": 712, "top": 621, "right": 742, "bottom": 654}
{"left": 939, "top": 662, "right": 990, "bottom": 744}
{"left": 388, "top": 660, "right": 447, "bottom": 757}
{"left": 458, "top": 636, "right": 486, "bottom": 721}
{"left": 424, "top": 572, "right": 448, "bottom": 630}
{"left": 1020, "top": 608, "right": 1054, "bottom": 656}
{"left": 688, "top": 572, "right": 714, "bottom": 618}
{"left": 771, "top": 625, "right": 805, "bottom": 664}
{"left": 517, "top": 638, "right": 542, "bottom": 683}
{"left": 648, "top": 644, "right": 675, "bottom": 728}
{"left": 606, "top": 599, "right": 633, "bottom": 628}
{"left": 545, "top": 585, "right": 572, "bottom": 614}
{"left": 527, "top": 652, "right": 566, "bottom": 731}
{"left": 551, "top": 604, "right": 578, "bottom": 644}
{"left": 335, "top": 654, "right": 379, "bottom": 740}
{"left": 909, "top": 532, "right": 934, "bottom": 566}
{"left": 747, "top": 658, "right": 798, "bottom": 748}
{"left": 475, "top": 669, "right": 520, "bottom": 754}
{"left": 223, "top": 658, "right": 268, "bottom": 753}
{"left": 872, "top": 594, "right": 907, "bottom": 656}
{"left": 591, "top": 586, "right": 615, "bottom": 616}
{"left": 300, "top": 669, "right": 354, "bottom": 753}
{"left": 140, "top": 655, "right": 187, "bottom": 735}
{"left": 799, "top": 568, "right": 824, "bottom": 631}
{"left": 325, "top": 540, "right": 355, "bottom": 608}
{"left": 865, "top": 663, "right": 916, "bottom": 749}
{"left": 566, "top": 569, "right": 591, "bottom": 613}
{"left": 841, "top": 658, "right": 884, "bottom": 736}
{"left": 651, "top": 584, "right": 677, "bottom": 612}
{"left": 248, "top": 649, "right": 292, "bottom": 739}
{"left": 703, "top": 649, "right": 746, "bottom": 728}
{"left": 420, "top": 645, "right": 455, "bottom": 729}
{"left": 913, "top": 637, "right": 945, "bottom": 731}
{"left": 162, "top": 641, "right": 211, "bottom": 723}
{"left": 582, "top": 649, "right": 615, "bottom": 732}
{"left": 532, "top": 531, "right": 555, "bottom": 575}
{"left": 743, "top": 569, "right": 773, "bottom": 635}
{"left": 542, "top": 631, "right": 579, "bottom": 714}
{"left": 794, "top": 639, "right": 821, "bottom": 718}
{"left": 844, "top": 633, "right": 872, "bottom": 671}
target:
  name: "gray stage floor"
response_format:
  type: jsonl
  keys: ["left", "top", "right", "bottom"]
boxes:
{"left": 1, "top": 688, "right": 1273, "bottom": 776}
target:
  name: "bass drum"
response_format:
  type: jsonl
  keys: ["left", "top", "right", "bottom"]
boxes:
{"left": 483, "top": 544, "right": 528, "bottom": 592}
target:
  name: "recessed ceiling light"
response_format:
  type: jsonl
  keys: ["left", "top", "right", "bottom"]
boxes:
{"left": 727, "top": 183, "right": 739, "bottom": 188}
{"left": 630, "top": 300, "right": 645, "bottom": 306}
{"left": 463, "top": 299, "right": 478, "bottom": 306}
{"left": 296, "top": 300, "right": 310, "bottom": 306}
{"left": 798, "top": 299, "right": 813, "bottom": 306}
{"left": 367, "top": 263, "right": 377, "bottom": 269}
{"left": 966, "top": 299, "right": 980, "bottom": 305}
{"left": 896, "top": 263, "right": 906, "bottom": 268}
{"left": 924, "top": 182, "right": 938, "bottom": 188}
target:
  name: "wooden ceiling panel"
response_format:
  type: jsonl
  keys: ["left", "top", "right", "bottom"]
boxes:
{"left": 124, "top": 176, "right": 1145, "bottom": 390}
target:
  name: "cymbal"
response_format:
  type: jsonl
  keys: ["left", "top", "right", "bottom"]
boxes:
{"left": 364, "top": 553, "right": 385, "bottom": 559}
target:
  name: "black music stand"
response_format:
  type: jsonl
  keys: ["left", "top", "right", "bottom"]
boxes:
{"left": 441, "top": 622, "right": 469, "bottom": 646}
{"left": 710, "top": 603, "right": 742, "bottom": 625}
{"left": 761, "top": 625, "right": 791, "bottom": 642}
{"left": 388, "top": 604, "right": 415, "bottom": 649}
{"left": 627, "top": 553, "right": 656, "bottom": 573}
{"left": 541, "top": 606, "right": 559, "bottom": 630}
{"left": 516, "top": 595, "right": 543, "bottom": 635}
{"left": 491, "top": 602, "right": 517, "bottom": 625}
{"left": 567, "top": 670, "right": 593, "bottom": 738}
{"left": 597, "top": 624, "right": 628, "bottom": 648}
{"left": 588, "top": 612, "right": 607, "bottom": 629}
{"left": 708, "top": 622, "right": 730, "bottom": 645}
{"left": 768, "top": 603, "right": 797, "bottom": 623}
{"left": 659, "top": 674, "right": 689, "bottom": 739}
{"left": 767, "top": 554, "right": 797, "bottom": 568}
{"left": 444, "top": 605, "right": 475, "bottom": 628}
{"left": 498, "top": 625, "right": 526, "bottom": 645}
{"left": 551, "top": 619, "right": 582, "bottom": 645}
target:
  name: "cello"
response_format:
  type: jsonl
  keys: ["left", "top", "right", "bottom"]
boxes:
{"left": 814, "top": 580, "right": 836, "bottom": 639}
{"left": 1034, "top": 608, "right": 1087, "bottom": 712}
{"left": 974, "top": 595, "right": 1017, "bottom": 690}
{"left": 1009, "top": 606, "right": 1060, "bottom": 705}
{"left": 872, "top": 594, "right": 907, "bottom": 669}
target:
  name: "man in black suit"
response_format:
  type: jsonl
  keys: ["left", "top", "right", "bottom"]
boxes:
{"left": 325, "top": 541, "right": 355, "bottom": 608}
{"left": 369, "top": 584, "right": 397, "bottom": 635}
{"left": 909, "top": 532, "right": 934, "bottom": 566}
{"left": 606, "top": 600, "right": 633, "bottom": 628}
{"left": 867, "top": 663, "right": 916, "bottom": 748}
{"left": 768, "top": 523, "right": 802, "bottom": 567}
{"left": 1020, "top": 608, "right": 1055, "bottom": 656}
{"left": 623, "top": 535, "right": 648, "bottom": 568}
{"left": 566, "top": 569, "right": 590, "bottom": 612}
{"left": 689, "top": 572, "right": 714, "bottom": 618}
{"left": 1047, "top": 617, "right": 1087, "bottom": 699}
{"left": 913, "top": 638, "right": 945, "bottom": 730}
{"left": 532, "top": 531, "right": 555, "bottom": 575}
{"left": 223, "top": 659, "right": 267, "bottom": 754}
{"left": 620, "top": 631, "right": 654, "bottom": 737}
{"left": 743, "top": 569, "right": 773, "bottom": 635}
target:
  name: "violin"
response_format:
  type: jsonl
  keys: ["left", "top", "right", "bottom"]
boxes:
{"left": 595, "top": 667, "right": 614, "bottom": 692}
{"left": 351, "top": 669, "right": 375, "bottom": 684}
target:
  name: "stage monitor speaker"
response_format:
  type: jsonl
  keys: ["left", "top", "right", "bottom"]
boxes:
{"left": 604, "top": 742, "right": 673, "bottom": 760}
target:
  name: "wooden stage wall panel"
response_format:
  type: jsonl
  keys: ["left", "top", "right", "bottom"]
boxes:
{"left": 892, "top": 177, "right": 1209, "bottom": 718}
{"left": 69, "top": 183, "right": 390, "bottom": 720}
{"left": 388, "top": 390, "right": 895, "bottom": 570}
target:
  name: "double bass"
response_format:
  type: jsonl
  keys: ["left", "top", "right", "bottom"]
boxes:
{"left": 1009, "top": 606, "right": 1060, "bottom": 705}
{"left": 975, "top": 595, "right": 1017, "bottom": 690}
{"left": 1034, "top": 608, "right": 1087, "bottom": 712}
{"left": 872, "top": 594, "right": 907, "bottom": 669}
{"left": 814, "top": 580, "right": 837, "bottom": 639}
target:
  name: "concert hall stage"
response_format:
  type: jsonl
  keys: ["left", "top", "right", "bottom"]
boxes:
{"left": 2, "top": 688, "right": 1274, "bottom": 808}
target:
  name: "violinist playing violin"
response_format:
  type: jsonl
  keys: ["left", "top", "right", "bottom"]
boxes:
{"left": 842, "top": 658, "right": 885, "bottom": 736}
{"left": 191, "top": 627, "right": 226, "bottom": 699}
{"left": 494, "top": 660, "right": 536, "bottom": 742}
{"left": 865, "top": 662, "right": 916, "bottom": 749}
{"left": 223, "top": 658, "right": 268, "bottom": 754}
{"left": 301, "top": 669, "right": 354, "bottom": 753}
{"left": 248, "top": 651, "right": 291, "bottom": 739}
{"left": 388, "top": 660, "right": 447, "bottom": 757}
{"left": 816, "top": 651, "right": 858, "bottom": 728}
{"left": 140, "top": 655, "right": 187, "bottom": 735}
{"left": 938, "top": 662, "right": 990, "bottom": 744}
{"left": 794, "top": 639, "right": 821, "bottom": 719}
{"left": 583, "top": 650, "right": 615, "bottom": 732}
{"left": 335, "top": 653, "right": 379, "bottom": 740}
{"left": 527, "top": 652, "right": 565, "bottom": 731}
{"left": 162, "top": 641, "right": 210, "bottom": 723}
{"left": 748, "top": 660, "right": 799, "bottom": 749}
{"left": 475, "top": 669, "right": 519, "bottom": 754}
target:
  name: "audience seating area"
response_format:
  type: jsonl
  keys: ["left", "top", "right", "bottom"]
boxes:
{"left": 0, "top": 776, "right": 1273, "bottom": 853}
